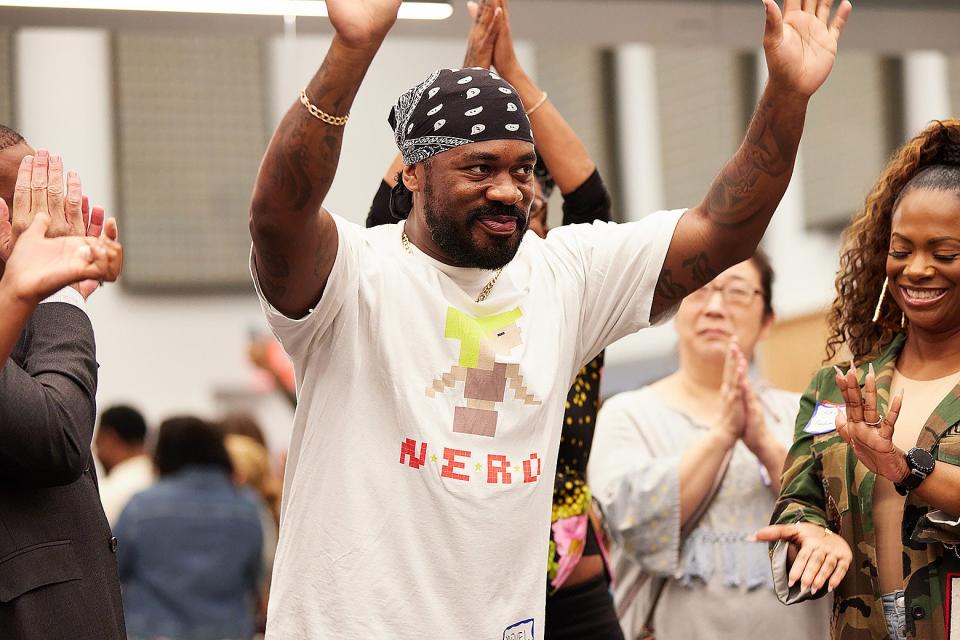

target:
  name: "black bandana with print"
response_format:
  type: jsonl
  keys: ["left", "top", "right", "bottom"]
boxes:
{"left": 388, "top": 67, "right": 535, "bottom": 166}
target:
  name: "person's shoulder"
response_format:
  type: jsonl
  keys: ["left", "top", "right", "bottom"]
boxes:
{"left": 129, "top": 476, "right": 173, "bottom": 500}
{"left": 116, "top": 482, "right": 163, "bottom": 519}
{"left": 330, "top": 213, "right": 383, "bottom": 240}
{"left": 544, "top": 219, "right": 614, "bottom": 242}
{"left": 545, "top": 209, "right": 686, "bottom": 246}
{"left": 529, "top": 222, "right": 597, "bottom": 265}
{"left": 363, "top": 218, "right": 402, "bottom": 236}
{"left": 236, "top": 486, "right": 265, "bottom": 510}
{"left": 758, "top": 383, "right": 802, "bottom": 406}
{"left": 231, "top": 488, "right": 269, "bottom": 533}
{"left": 600, "top": 386, "right": 656, "bottom": 414}
{"left": 756, "top": 383, "right": 805, "bottom": 432}
{"left": 804, "top": 364, "right": 839, "bottom": 394}
{"left": 346, "top": 215, "right": 403, "bottom": 251}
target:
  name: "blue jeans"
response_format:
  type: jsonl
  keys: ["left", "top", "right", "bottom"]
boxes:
{"left": 882, "top": 590, "right": 906, "bottom": 640}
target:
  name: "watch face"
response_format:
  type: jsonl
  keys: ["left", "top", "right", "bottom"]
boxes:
{"left": 908, "top": 448, "right": 936, "bottom": 475}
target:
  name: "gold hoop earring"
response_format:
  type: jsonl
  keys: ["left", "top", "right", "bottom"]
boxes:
{"left": 872, "top": 276, "right": 907, "bottom": 328}
{"left": 872, "top": 276, "right": 888, "bottom": 324}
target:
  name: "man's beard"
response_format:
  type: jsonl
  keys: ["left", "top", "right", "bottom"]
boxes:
{"left": 423, "top": 194, "right": 527, "bottom": 270}
{"left": 423, "top": 202, "right": 527, "bottom": 269}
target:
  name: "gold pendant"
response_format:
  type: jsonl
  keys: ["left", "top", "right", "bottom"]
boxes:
{"left": 401, "top": 232, "right": 502, "bottom": 303}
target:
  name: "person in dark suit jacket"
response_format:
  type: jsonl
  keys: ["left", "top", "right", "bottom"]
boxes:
{"left": 0, "top": 129, "right": 126, "bottom": 640}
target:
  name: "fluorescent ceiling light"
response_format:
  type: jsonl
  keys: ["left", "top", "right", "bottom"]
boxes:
{"left": 0, "top": 1, "right": 454, "bottom": 20}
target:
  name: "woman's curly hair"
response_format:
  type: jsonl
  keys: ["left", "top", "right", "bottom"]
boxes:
{"left": 826, "top": 119, "right": 960, "bottom": 363}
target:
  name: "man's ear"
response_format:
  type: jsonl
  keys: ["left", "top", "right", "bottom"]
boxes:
{"left": 402, "top": 163, "right": 424, "bottom": 193}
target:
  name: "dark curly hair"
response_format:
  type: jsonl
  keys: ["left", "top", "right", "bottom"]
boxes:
{"left": 826, "top": 119, "right": 960, "bottom": 363}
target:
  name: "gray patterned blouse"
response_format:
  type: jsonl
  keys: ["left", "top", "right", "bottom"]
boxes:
{"left": 588, "top": 382, "right": 831, "bottom": 639}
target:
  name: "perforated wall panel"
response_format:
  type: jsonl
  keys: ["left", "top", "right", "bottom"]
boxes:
{"left": 114, "top": 34, "right": 268, "bottom": 290}
{"left": 534, "top": 45, "right": 622, "bottom": 223}
{"left": 655, "top": 48, "right": 754, "bottom": 213}
{"left": 801, "top": 53, "right": 894, "bottom": 229}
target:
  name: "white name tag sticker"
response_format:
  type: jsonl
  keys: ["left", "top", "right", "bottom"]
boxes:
{"left": 803, "top": 401, "right": 845, "bottom": 435}
{"left": 503, "top": 619, "right": 535, "bottom": 640}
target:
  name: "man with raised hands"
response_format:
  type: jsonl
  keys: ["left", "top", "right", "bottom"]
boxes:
{"left": 249, "top": 0, "right": 851, "bottom": 636}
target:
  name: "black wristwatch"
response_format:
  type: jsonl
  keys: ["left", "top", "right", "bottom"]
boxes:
{"left": 894, "top": 447, "right": 936, "bottom": 496}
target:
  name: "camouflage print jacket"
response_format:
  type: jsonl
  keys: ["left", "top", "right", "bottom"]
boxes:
{"left": 771, "top": 334, "right": 960, "bottom": 640}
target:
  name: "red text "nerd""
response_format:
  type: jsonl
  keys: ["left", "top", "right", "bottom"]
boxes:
{"left": 399, "top": 438, "right": 542, "bottom": 485}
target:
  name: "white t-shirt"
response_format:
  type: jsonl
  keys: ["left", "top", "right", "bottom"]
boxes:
{"left": 99, "top": 453, "right": 155, "bottom": 526}
{"left": 253, "top": 209, "right": 683, "bottom": 639}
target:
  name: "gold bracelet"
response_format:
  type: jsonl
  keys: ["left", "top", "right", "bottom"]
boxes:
{"left": 525, "top": 91, "right": 549, "bottom": 116}
{"left": 299, "top": 90, "right": 350, "bottom": 126}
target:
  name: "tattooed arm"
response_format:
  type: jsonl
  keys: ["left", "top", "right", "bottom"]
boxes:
{"left": 249, "top": 0, "right": 401, "bottom": 318}
{"left": 650, "top": 0, "right": 851, "bottom": 322}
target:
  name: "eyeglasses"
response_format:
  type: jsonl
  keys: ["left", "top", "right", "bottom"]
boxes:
{"left": 688, "top": 282, "right": 763, "bottom": 308}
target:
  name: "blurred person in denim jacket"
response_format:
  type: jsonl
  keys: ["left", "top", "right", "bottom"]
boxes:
{"left": 114, "top": 416, "right": 263, "bottom": 640}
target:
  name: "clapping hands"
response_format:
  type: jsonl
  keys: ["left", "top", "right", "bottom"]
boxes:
{"left": 1, "top": 150, "right": 82, "bottom": 262}
{"left": 713, "top": 338, "right": 776, "bottom": 457}
{"left": 0, "top": 203, "right": 122, "bottom": 306}
{"left": 464, "top": 0, "right": 504, "bottom": 69}
{"left": 0, "top": 151, "right": 123, "bottom": 303}
{"left": 833, "top": 362, "right": 909, "bottom": 484}
{"left": 713, "top": 339, "right": 748, "bottom": 446}
{"left": 467, "top": 0, "right": 524, "bottom": 80}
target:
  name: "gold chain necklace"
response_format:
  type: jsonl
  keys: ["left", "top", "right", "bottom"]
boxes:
{"left": 401, "top": 232, "right": 503, "bottom": 303}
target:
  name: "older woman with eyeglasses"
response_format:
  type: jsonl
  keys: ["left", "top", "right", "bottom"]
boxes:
{"left": 588, "top": 252, "right": 830, "bottom": 640}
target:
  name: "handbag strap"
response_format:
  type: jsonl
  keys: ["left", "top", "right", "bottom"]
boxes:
{"left": 617, "top": 447, "right": 735, "bottom": 627}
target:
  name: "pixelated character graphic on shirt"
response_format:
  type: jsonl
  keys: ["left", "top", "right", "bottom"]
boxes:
{"left": 426, "top": 306, "right": 541, "bottom": 438}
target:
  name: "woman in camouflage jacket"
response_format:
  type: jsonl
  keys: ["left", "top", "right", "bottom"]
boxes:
{"left": 757, "top": 119, "right": 960, "bottom": 640}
